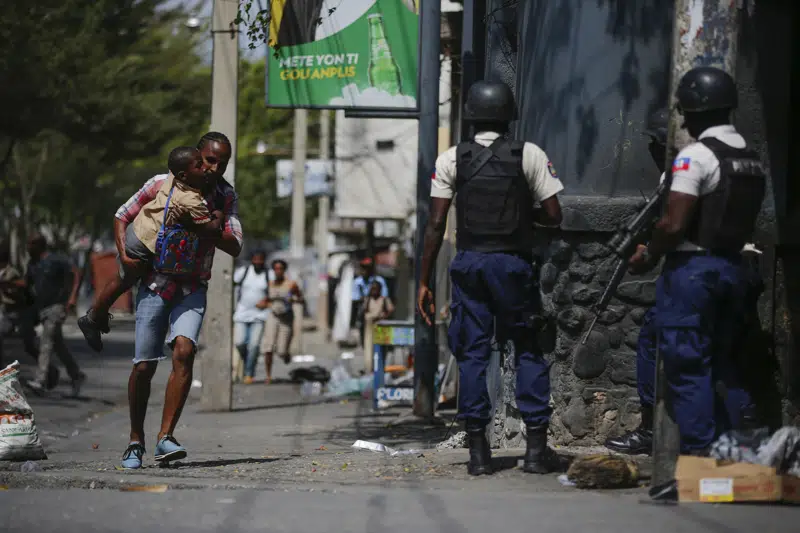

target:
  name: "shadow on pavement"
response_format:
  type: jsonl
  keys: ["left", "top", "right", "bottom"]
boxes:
{"left": 323, "top": 403, "right": 455, "bottom": 449}
{"left": 159, "top": 457, "right": 284, "bottom": 469}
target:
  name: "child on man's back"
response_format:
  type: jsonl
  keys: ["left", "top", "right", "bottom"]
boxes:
{"left": 78, "top": 146, "right": 224, "bottom": 352}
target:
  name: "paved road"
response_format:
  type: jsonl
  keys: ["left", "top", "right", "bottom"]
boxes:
{"left": 3, "top": 321, "right": 798, "bottom": 532}
{"left": 4, "top": 485, "right": 797, "bottom": 533}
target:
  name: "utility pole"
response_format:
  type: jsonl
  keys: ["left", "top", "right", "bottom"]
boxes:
{"left": 458, "top": 0, "right": 485, "bottom": 143}
{"left": 651, "top": 0, "right": 742, "bottom": 489}
{"left": 290, "top": 109, "right": 308, "bottom": 258}
{"left": 413, "top": 0, "right": 441, "bottom": 419}
{"left": 201, "top": 0, "right": 238, "bottom": 412}
{"left": 289, "top": 108, "right": 308, "bottom": 355}
{"left": 317, "top": 110, "right": 332, "bottom": 337}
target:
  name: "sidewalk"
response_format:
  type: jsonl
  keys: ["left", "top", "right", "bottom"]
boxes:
{"left": 3, "top": 324, "right": 642, "bottom": 493}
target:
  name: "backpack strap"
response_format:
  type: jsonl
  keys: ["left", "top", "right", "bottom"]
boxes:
{"left": 160, "top": 183, "right": 177, "bottom": 231}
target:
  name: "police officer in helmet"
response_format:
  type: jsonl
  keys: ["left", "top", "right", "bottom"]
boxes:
{"left": 603, "top": 107, "right": 669, "bottom": 455}
{"left": 628, "top": 66, "right": 766, "bottom": 456}
{"left": 417, "top": 81, "right": 564, "bottom": 475}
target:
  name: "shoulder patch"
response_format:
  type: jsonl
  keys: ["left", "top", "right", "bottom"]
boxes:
{"left": 431, "top": 171, "right": 436, "bottom": 181}
{"left": 672, "top": 157, "right": 691, "bottom": 172}
{"left": 547, "top": 160, "right": 558, "bottom": 178}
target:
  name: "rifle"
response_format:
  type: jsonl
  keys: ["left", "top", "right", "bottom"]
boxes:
{"left": 580, "top": 181, "right": 668, "bottom": 345}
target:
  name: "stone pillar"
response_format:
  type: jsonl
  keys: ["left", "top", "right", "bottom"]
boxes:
{"left": 491, "top": 228, "right": 659, "bottom": 448}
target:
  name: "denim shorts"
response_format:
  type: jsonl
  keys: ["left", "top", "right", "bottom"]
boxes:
{"left": 133, "top": 287, "right": 207, "bottom": 364}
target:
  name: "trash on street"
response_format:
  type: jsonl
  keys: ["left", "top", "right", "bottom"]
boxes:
{"left": 352, "top": 439, "right": 421, "bottom": 457}
{"left": 0, "top": 361, "right": 47, "bottom": 461}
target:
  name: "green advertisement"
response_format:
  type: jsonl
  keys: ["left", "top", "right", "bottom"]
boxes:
{"left": 266, "top": 0, "right": 419, "bottom": 109}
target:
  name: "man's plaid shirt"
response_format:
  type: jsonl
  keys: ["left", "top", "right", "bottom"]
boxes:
{"left": 115, "top": 173, "right": 243, "bottom": 300}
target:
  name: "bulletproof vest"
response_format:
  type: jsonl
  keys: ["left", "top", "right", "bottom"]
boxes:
{"left": 685, "top": 137, "right": 766, "bottom": 252}
{"left": 454, "top": 138, "right": 534, "bottom": 255}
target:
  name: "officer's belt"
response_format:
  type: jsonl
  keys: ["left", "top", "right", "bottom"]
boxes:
{"left": 456, "top": 248, "right": 533, "bottom": 263}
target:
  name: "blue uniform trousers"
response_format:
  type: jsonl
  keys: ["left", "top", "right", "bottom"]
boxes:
{"left": 636, "top": 307, "right": 658, "bottom": 408}
{"left": 655, "top": 252, "right": 753, "bottom": 453}
{"left": 448, "top": 251, "right": 551, "bottom": 428}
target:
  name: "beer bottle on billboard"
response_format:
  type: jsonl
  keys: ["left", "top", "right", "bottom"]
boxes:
{"left": 367, "top": 13, "right": 402, "bottom": 95}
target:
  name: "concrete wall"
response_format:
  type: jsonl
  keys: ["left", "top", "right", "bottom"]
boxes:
{"left": 482, "top": 0, "right": 672, "bottom": 447}
{"left": 481, "top": 0, "right": 797, "bottom": 447}
{"left": 334, "top": 113, "right": 419, "bottom": 220}
{"left": 333, "top": 56, "right": 454, "bottom": 221}
{"left": 734, "top": 1, "right": 799, "bottom": 426}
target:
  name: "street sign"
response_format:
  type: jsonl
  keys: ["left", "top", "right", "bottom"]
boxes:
{"left": 376, "top": 386, "right": 414, "bottom": 405}
{"left": 276, "top": 159, "right": 334, "bottom": 198}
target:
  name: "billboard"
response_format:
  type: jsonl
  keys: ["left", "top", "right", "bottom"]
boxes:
{"left": 266, "top": 0, "right": 419, "bottom": 110}
{"left": 276, "top": 159, "right": 334, "bottom": 198}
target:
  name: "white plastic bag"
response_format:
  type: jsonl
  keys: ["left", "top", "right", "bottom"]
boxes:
{"left": 0, "top": 361, "right": 47, "bottom": 460}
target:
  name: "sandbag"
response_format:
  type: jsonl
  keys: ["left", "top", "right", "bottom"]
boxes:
{"left": 0, "top": 361, "right": 47, "bottom": 461}
{"left": 566, "top": 453, "right": 640, "bottom": 489}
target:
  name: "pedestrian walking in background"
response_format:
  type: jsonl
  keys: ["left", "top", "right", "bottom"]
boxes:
{"left": 23, "top": 234, "right": 86, "bottom": 396}
{"left": 351, "top": 258, "right": 388, "bottom": 347}
{"left": 233, "top": 250, "right": 273, "bottom": 384}
{"left": 361, "top": 280, "right": 395, "bottom": 373}
{"left": 261, "top": 259, "right": 303, "bottom": 384}
{"left": 0, "top": 241, "right": 38, "bottom": 369}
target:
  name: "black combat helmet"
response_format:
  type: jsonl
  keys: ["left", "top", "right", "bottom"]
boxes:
{"left": 642, "top": 108, "right": 669, "bottom": 145}
{"left": 676, "top": 66, "right": 737, "bottom": 113}
{"left": 463, "top": 81, "right": 516, "bottom": 122}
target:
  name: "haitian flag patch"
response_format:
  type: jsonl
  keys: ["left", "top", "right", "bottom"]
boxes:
{"left": 547, "top": 160, "right": 558, "bottom": 178}
{"left": 672, "top": 157, "right": 691, "bottom": 172}
{"left": 431, "top": 171, "right": 436, "bottom": 181}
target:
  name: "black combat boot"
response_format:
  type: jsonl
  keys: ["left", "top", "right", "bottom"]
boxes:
{"left": 522, "top": 424, "right": 561, "bottom": 474}
{"left": 649, "top": 447, "right": 709, "bottom": 503}
{"left": 604, "top": 405, "right": 653, "bottom": 455}
{"left": 465, "top": 426, "right": 493, "bottom": 476}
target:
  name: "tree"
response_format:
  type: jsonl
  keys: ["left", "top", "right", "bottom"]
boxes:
{"left": 0, "top": 1, "right": 211, "bottom": 261}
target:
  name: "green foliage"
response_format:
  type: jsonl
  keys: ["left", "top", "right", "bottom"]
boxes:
{"left": 235, "top": 1, "right": 273, "bottom": 50}
{"left": 0, "top": 1, "right": 211, "bottom": 257}
{"left": 0, "top": 0, "right": 321, "bottom": 258}
{"left": 235, "top": 1, "right": 338, "bottom": 52}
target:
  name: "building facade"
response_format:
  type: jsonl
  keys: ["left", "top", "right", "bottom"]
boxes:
{"left": 452, "top": 0, "right": 798, "bottom": 446}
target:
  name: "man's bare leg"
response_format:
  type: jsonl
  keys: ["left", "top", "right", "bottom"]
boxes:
{"left": 157, "top": 336, "right": 195, "bottom": 440}
{"left": 120, "top": 361, "right": 157, "bottom": 469}
{"left": 91, "top": 270, "right": 141, "bottom": 324}
{"left": 129, "top": 361, "right": 157, "bottom": 444}
{"left": 265, "top": 351, "right": 274, "bottom": 384}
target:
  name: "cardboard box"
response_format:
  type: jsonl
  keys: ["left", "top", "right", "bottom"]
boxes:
{"left": 676, "top": 455, "right": 800, "bottom": 504}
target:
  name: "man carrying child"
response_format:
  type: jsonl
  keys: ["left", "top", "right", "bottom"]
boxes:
{"left": 78, "top": 132, "right": 242, "bottom": 469}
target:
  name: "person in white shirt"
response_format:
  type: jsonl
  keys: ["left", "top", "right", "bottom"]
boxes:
{"left": 418, "top": 81, "right": 564, "bottom": 476}
{"left": 606, "top": 107, "right": 765, "bottom": 457}
{"left": 628, "top": 67, "right": 766, "bottom": 463}
{"left": 233, "top": 250, "right": 274, "bottom": 384}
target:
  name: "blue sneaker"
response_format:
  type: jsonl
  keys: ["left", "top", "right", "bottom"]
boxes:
{"left": 121, "top": 442, "right": 146, "bottom": 469}
{"left": 154, "top": 435, "right": 187, "bottom": 463}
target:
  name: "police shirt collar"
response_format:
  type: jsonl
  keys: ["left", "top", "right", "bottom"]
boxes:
{"left": 698, "top": 124, "right": 736, "bottom": 140}
{"left": 474, "top": 131, "right": 503, "bottom": 142}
